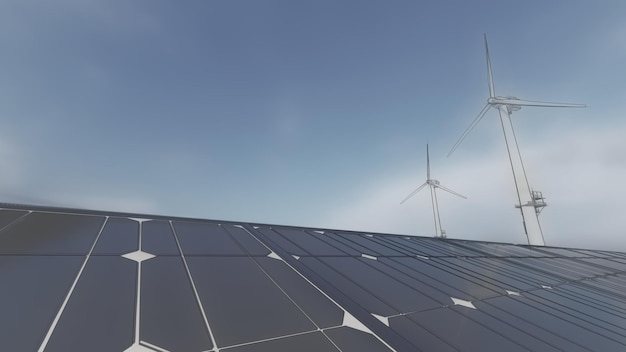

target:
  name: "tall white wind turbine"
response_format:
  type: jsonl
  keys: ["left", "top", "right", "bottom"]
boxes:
{"left": 448, "top": 34, "right": 585, "bottom": 246}
{"left": 402, "top": 145, "right": 466, "bottom": 238}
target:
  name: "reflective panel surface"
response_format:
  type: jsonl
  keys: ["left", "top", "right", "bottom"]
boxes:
{"left": 2, "top": 204, "right": 626, "bottom": 351}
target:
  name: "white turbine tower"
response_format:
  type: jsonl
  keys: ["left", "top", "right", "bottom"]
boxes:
{"left": 448, "top": 34, "right": 585, "bottom": 246}
{"left": 401, "top": 145, "right": 466, "bottom": 238}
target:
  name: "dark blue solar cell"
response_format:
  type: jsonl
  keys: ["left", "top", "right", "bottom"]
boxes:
{"left": 574, "top": 278, "right": 626, "bottom": 301}
{"left": 363, "top": 235, "right": 421, "bottom": 256}
{"left": 43, "top": 256, "right": 136, "bottom": 352}
{"left": 526, "top": 289, "right": 626, "bottom": 339}
{"left": 330, "top": 232, "right": 404, "bottom": 256}
{"left": 477, "top": 298, "right": 590, "bottom": 351}
{"left": 387, "top": 257, "right": 501, "bottom": 301}
{"left": 141, "top": 256, "right": 213, "bottom": 351}
{"left": 406, "top": 238, "right": 482, "bottom": 257}
{"left": 375, "top": 258, "right": 462, "bottom": 305}
{"left": 173, "top": 221, "right": 245, "bottom": 255}
{"left": 324, "top": 231, "right": 380, "bottom": 256}
{"left": 534, "top": 247, "right": 591, "bottom": 257}
{"left": 484, "top": 295, "right": 626, "bottom": 351}
{"left": 303, "top": 230, "right": 362, "bottom": 256}
{"left": 472, "top": 258, "right": 563, "bottom": 287}
{"left": 391, "top": 237, "right": 454, "bottom": 257}
{"left": 434, "top": 258, "right": 538, "bottom": 292}
{"left": 559, "top": 284, "right": 626, "bottom": 315}
{"left": 324, "top": 327, "right": 392, "bottom": 351}
{"left": 298, "top": 257, "right": 398, "bottom": 316}
{"left": 388, "top": 315, "right": 455, "bottom": 352}
{"left": 273, "top": 227, "right": 349, "bottom": 255}
{"left": 570, "top": 248, "right": 612, "bottom": 257}
{"left": 452, "top": 240, "right": 547, "bottom": 257}
{"left": 141, "top": 220, "right": 179, "bottom": 255}
{"left": 0, "top": 212, "right": 105, "bottom": 255}
{"left": 595, "top": 274, "right": 626, "bottom": 290}
{"left": 4, "top": 204, "right": 626, "bottom": 352}
{"left": 0, "top": 256, "right": 84, "bottom": 352}
{"left": 408, "top": 306, "right": 541, "bottom": 352}
{"left": 223, "top": 225, "right": 271, "bottom": 256}
{"left": 92, "top": 217, "right": 138, "bottom": 255}
{"left": 577, "top": 258, "right": 626, "bottom": 272}
{"left": 254, "top": 226, "right": 309, "bottom": 256}
{"left": 0, "top": 209, "right": 28, "bottom": 229}
{"left": 376, "top": 236, "right": 441, "bottom": 257}
{"left": 224, "top": 331, "right": 338, "bottom": 352}
{"left": 554, "top": 258, "right": 616, "bottom": 275}
{"left": 255, "top": 257, "right": 344, "bottom": 328}
{"left": 450, "top": 304, "right": 564, "bottom": 352}
{"left": 316, "top": 257, "right": 443, "bottom": 314}
{"left": 185, "top": 256, "right": 317, "bottom": 347}
{"left": 506, "top": 258, "right": 607, "bottom": 281}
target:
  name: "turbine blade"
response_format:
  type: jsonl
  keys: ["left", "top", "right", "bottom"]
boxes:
{"left": 447, "top": 103, "right": 491, "bottom": 157}
{"left": 435, "top": 184, "right": 468, "bottom": 199}
{"left": 484, "top": 34, "right": 495, "bottom": 98}
{"left": 495, "top": 98, "right": 586, "bottom": 108}
{"left": 400, "top": 182, "right": 428, "bottom": 204}
{"left": 426, "top": 144, "right": 431, "bottom": 180}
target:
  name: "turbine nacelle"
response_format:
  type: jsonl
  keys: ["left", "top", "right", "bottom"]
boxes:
{"left": 447, "top": 34, "right": 586, "bottom": 246}
{"left": 488, "top": 96, "right": 519, "bottom": 104}
{"left": 448, "top": 35, "right": 585, "bottom": 158}
{"left": 427, "top": 179, "right": 441, "bottom": 186}
{"left": 401, "top": 145, "right": 466, "bottom": 238}
{"left": 488, "top": 96, "right": 522, "bottom": 112}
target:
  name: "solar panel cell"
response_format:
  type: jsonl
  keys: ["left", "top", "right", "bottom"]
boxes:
{"left": 173, "top": 221, "right": 245, "bottom": 255}
{"left": 186, "top": 256, "right": 317, "bottom": 347}
{"left": 254, "top": 257, "right": 344, "bottom": 329}
{"left": 408, "top": 306, "right": 534, "bottom": 352}
{"left": 141, "top": 220, "right": 180, "bottom": 255}
{"left": 0, "top": 256, "right": 84, "bottom": 351}
{"left": 485, "top": 295, "right": 626, "bottom": 351}
{"left": 223, "top": 331, "right": 340, "bottom": 352}
{"left": 0, "top": 209, "right": 28, "bottom": 229}
{"left": 92, "top": 217, "right": 139, "bottom": 255}
{"left": 43, "top": 257, "right": 136, "bottom": 351}
{"left": 388, "top": 316, "right": 455, "bottom": 352}
{"left": 224, "top": 225, "right": 272, "bottom": 256}
{"left": 298, "top": 257, "right": 398, "bottom": 316}
{"left": 140, "top": 256, "right": 213, "bottom": 350}
{"left": 389, "top": 257, "right": 500, "bottom": 301}
{"left": 273, "top": 228, "right": 349, "bottom": 256}
{"left": 324, "top": 326, "right": 394, "bottom": 351}
{"left": 3, "top": 205, "right": 626, "bottom": 351}
{"left": 0, "top": 212, "right": 104, "bottom": 255}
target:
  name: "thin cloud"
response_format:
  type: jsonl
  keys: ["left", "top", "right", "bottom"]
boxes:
{"left": 320, "top": 120, "right": 626, "bottom": 251}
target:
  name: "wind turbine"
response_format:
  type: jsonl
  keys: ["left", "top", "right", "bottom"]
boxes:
{"left": 401, "top": 145, "right": 466, "bottom": 238}
{"left": 448, "top": 34, "right": 585, "bottom": 246}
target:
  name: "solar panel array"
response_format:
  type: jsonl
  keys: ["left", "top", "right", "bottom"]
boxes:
{"left": 2, "top": 204, "right": 626, "bottom": 351}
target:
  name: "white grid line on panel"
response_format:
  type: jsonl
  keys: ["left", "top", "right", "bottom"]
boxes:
{"left": 239, "top": 225, "right": 397, "bottom": 352}
{"left": 169, "top": 221, "right": 220, "bottom": 351}
{"left": 0, "top": 209, "right": 32, "bottom": 233}
{"left": 37, "top": 216, "right": 110, "bottom": 352}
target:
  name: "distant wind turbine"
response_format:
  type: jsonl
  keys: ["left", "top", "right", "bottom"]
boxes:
{"left": 448, "top": 34, "right": 585, "bottom": 246}
{"left": 401, "top": 145, "right": 466, "bottom": 238}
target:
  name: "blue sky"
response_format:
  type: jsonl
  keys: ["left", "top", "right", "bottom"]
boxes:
{"left": 1, "top": 1, "right": 625, "bottom": 251}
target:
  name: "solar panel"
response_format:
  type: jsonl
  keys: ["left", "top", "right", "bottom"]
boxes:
{"left": 2, "top": 204, "right": 626, "bottom": 351}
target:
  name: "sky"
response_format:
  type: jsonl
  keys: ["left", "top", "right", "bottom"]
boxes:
{"left": 1, "top": 0, "right": 625, "bottom": 251}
